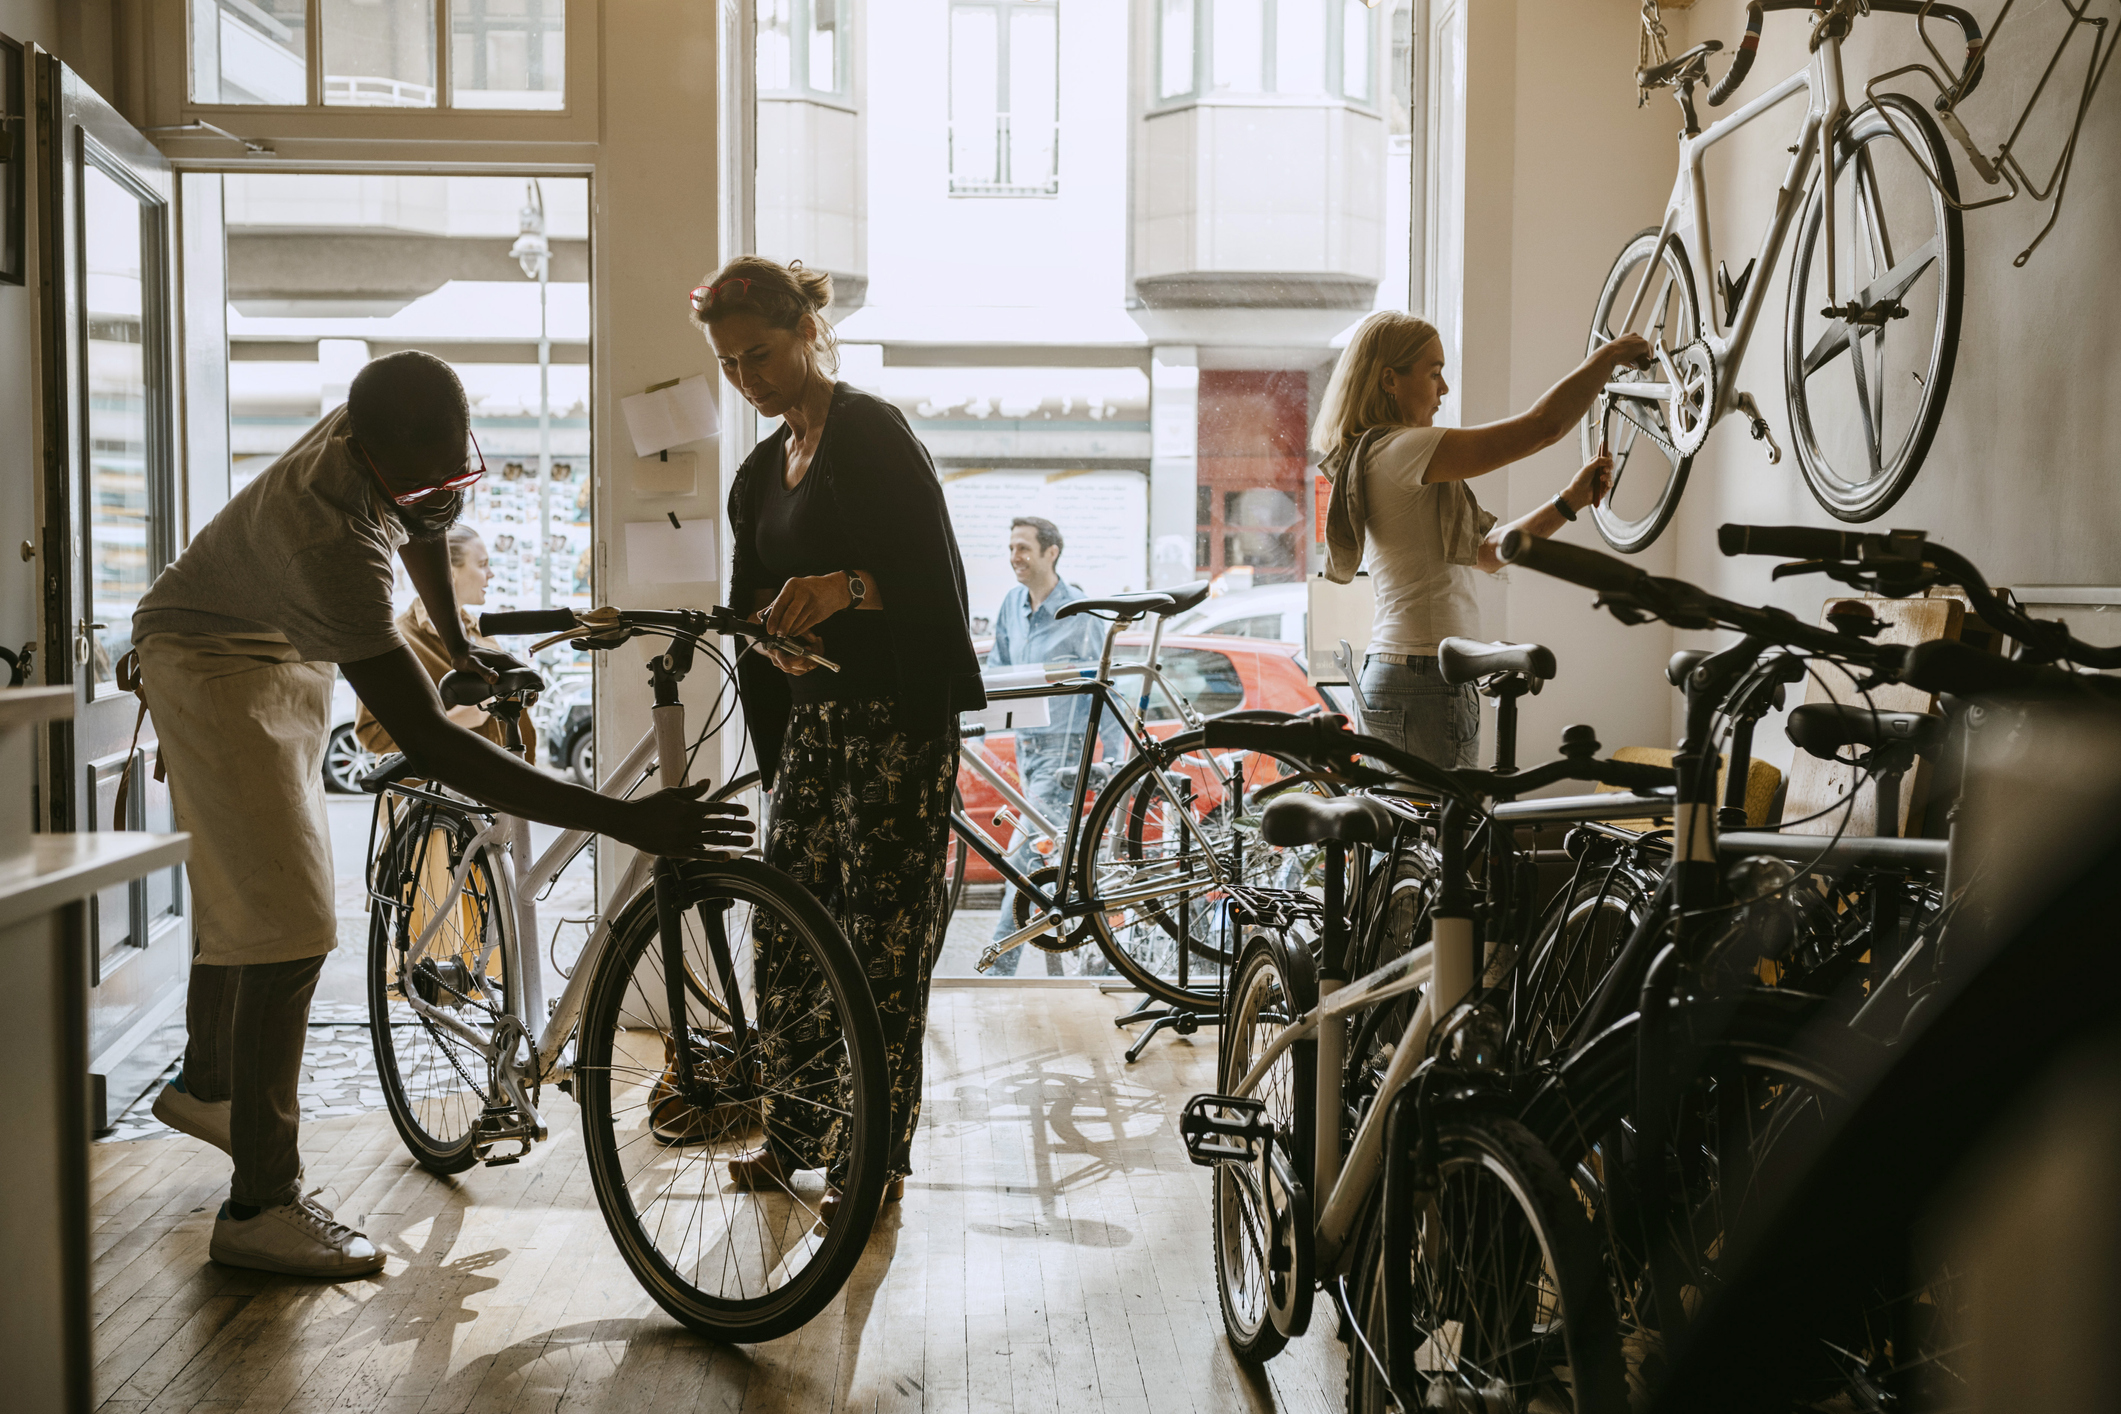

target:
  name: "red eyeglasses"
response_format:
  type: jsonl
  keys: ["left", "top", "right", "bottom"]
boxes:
{"left": 689, "top": 277, "right": 753, "bottom": 313}
{"left": 356, "top": 433, "right": 487, "bottom": 506}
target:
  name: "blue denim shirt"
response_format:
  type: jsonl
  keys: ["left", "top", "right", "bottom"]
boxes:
{"left": 990, "top": 579, "right": 1124, "bottom": 751}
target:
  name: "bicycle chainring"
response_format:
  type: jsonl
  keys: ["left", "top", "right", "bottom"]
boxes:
{"left": 1666, "top": 338, "right": 1718, "bottom": 457}
{"left": 1012, "top": 864, "right": 1093, "bottom": 952}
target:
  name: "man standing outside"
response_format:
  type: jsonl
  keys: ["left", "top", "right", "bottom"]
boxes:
{"left": 983, "top": 517, "right": 1124, "bottom": 976}
{"left": 134, "top": 352, "right": 748, "bottom": 1279}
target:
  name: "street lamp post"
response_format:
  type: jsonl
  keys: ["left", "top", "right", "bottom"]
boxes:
{"left": 510, "top": 181, "right": 554, "bottom": 615}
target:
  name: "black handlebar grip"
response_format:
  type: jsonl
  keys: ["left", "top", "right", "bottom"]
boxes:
{"left": 1707, "top": 1, "right": 1764, "bottom": 106}
{"left": 480, "top": 608, "right": 581, "bottom": 635}
{"left": 1716, "top": 523, "right": 1867, "bottom": 561}
{"left": 1498, "top": 531, "right": 1647, "bottom": 596}
{"left": 1900, "top": 640, "right": 2056, "bottom": 698}
{"left": 1202, "top": 716, "right": 1348, "bottom": 759}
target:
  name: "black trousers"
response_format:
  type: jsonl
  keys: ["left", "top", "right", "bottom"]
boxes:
{"left": 756, "top": 697, "right": 956, "bottom": 1181}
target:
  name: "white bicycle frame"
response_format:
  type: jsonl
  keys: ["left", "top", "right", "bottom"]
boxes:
{"left": 380, "top": 701, "right": 694, "bottom": 1142}
{"left": 1611, "top": 24, "right": 1887, "bottom": 432}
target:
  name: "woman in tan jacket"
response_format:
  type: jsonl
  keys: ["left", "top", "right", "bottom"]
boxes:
{"left": 355, "top": 524, "right": 535, "bottom": 762}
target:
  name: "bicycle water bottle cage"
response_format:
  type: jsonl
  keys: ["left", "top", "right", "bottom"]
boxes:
{"left": 1178, "top": 1093, "right": 1275, "bottom": 1166}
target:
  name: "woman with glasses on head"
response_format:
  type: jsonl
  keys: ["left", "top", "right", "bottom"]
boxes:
{"left": 693, "top": 255, "right": 984, "bottom": 1221}
{"left": 1313, "top": 313, "right": 1651, "bottom": 768}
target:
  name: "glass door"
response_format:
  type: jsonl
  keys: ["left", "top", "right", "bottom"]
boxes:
{"left": 37, "top": 55, "right": 188, "bottom": 1115}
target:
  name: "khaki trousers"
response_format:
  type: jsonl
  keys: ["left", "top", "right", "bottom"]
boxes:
{"left": 136, "top": 631, "right": 338, "bottom": 966}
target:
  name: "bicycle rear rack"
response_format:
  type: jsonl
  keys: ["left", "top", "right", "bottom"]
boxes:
{"left": 1869, "top": 0, "right": 2118, "bottom": 264}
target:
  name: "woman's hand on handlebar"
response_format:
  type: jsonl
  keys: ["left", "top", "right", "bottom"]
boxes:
{"left": 758, "top": 622, "right": 825, "bottom": 676}
{"left": 609, "top": 781, "right": 755, "bottom": 860}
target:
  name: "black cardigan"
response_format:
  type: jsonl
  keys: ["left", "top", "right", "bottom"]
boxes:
{"left": 728, "top": 382, "right": 987, "bottom": 786}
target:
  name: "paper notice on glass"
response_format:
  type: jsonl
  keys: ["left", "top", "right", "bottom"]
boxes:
{"left": 962, "top": 696, "right": 1051, "bottom": 733}
{"left": 624, "top": 519, "right": 719, "bottom": 586}
{"left": 621, "top": 375, "right": 721, "bottom": 458}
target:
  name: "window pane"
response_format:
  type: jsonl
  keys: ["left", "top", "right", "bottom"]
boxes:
{"left": 809, "top": 0, "right": 842, "bottom": 94}
{"left": 1008, "top": 8, "right": 1058, "bottom": 191}
{"left": 451, "top": 0, "right": 566, "bottom": 110}
{"left": 1212, "top": 0, "right": 1262, "bottom": 92}
{"left": 758, "top": 0, "right": 792, "bottom": 90}
{"left": 1274, "top": 0, "right": 1324, "bottom": 94}
{"left": 1160, "top": 648, "right": 1245, "bottom": 716}
{"left": 323, "top": 0, "right": 437, "bottom": 107}
{"left": 190, "top": 0, "right": 308, "bottom": 105}
{"left": 82, "top": 164, "right": 152, "bottom": 694}
{"left": 1159, "top": 0, "right": 1194, "bottom": 99}
{"left": 949, "top": 6, "right": 999, "bottom": 188}
{"left": 1341, "top": 0, "right": 1371, "bottom": 100}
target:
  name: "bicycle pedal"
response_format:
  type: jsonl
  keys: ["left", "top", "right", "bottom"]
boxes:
{"left": 1179, "top": 1093, "right": 1273, "bottom": 1167}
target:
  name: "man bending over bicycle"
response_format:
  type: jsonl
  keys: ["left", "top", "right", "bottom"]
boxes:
{"left": 132, "top": 352, "right": 749, "bottom": 1280}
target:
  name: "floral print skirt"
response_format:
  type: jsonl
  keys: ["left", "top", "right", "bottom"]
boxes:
{"left": 756, "top": 696, "right": 956, "bottom": 1182}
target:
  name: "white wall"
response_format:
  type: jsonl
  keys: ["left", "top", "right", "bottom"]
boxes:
{"left": 1668, "top": 0, "right": 2121, "bottom": 764}
{"left": 1458, "top": 0, "right": 1682, "bottom": 761}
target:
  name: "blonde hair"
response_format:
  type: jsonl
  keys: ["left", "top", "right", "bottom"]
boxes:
{"left": 1311, "top": 312, "right": 1442, "bottom": 456}
{"left": 445, "top": 523, "right": 483, "bottom": 569}
{"left": 689, "top": 255, "right": 840, "bottom": 376}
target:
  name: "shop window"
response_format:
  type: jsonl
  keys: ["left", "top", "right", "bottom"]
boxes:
{"left": 322, "top": 0, "right": 436, "bottom": 107}
{"left": 950, "top": 0, "right": 1059, "bottom": 196}
{"left": 1149, "top": 648, "right": 1245, "bottom": 718}
{"left": 186, "top": 0, "right": 565, "bottom": 109}
{"left": 1158, "top": 0, "right": 1372, "bottom": 104}
{"left": 759, "top": 0, "right": 850, "bottom": 97}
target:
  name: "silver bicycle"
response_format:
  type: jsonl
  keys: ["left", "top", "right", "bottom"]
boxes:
{"left": 1590, "top": 0, "right": 1986, "bottom": 550}
{"left": 359, "top": 603, "right": 886, "bottom": 1342}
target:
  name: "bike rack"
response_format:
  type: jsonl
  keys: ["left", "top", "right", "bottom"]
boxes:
{"left": 1867, "top": 0, "right": 2118, "bottom": 264}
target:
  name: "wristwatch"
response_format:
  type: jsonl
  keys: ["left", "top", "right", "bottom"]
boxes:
{"left": 1552, "top": 494, "right": 1579, "bottom": 523}
{"left": 844, "top": 570, "right": 867, "bottom": 606}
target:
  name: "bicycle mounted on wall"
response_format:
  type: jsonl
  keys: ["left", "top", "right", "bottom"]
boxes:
{"left": 1595, "top": 0, "right": 2115, "bottom": 554}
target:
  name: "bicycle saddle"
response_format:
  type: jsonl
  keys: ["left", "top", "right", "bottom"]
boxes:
{"left": 438, "top": 666, "right": 547, "bottom": 707}
{"left": 1438, "top": 637, "right": 1557, "bottom": 687}
{"left": 1054, "top": 580, "right": 1211, "bottom": 622}
{"left": 1785, "top": 702, "right": 1946, "bottom": 760}
{"left": 1259, "top": 794, "right": 1399, "bottom": 848}
{"left": 1638, "top": 38, "right": 1722, "bottom": 89}
{"left": 1667, "top": 648, "right": 1712, "bottom": 687}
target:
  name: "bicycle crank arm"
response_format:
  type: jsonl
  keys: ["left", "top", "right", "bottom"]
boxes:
{"left": 1603, "top": 380, "right": 1674, "bottom": 401}
{"left": 495, "top": 1064, "right": 550, "bottom": 1144}
{"left": 1734, "top": 391, "right": 1783, "bottom": 464}
{"left": 976, "top": 913, "right": 1063, "bottom": 971}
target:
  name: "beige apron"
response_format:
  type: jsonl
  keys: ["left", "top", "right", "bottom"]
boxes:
{"left": 136, "top": 631, "right": 339, "bottom": 966}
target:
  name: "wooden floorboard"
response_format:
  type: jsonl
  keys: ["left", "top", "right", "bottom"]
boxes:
{"left": 90, "top": 988, "right": 1345, "bottom": 1413}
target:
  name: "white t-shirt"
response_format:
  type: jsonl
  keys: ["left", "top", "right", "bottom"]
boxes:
{"left": 135, "top": 406, "right": 411, "bottom": 663}
{"left": 1361, "top": 425, "right": 1483, "bottom": 657}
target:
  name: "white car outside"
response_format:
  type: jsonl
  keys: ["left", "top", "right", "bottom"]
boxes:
{"left": 1164, "top": 582, "right": 1307, "bottom": 645}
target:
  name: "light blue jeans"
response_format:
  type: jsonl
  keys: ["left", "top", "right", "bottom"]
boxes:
{"left": 1358, "top": 655, "right": 1480, "bottom": 771}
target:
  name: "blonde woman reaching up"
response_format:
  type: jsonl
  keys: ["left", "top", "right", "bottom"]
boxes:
{"left": 1315, "top": 313, "right": 1650, "bottom": 768}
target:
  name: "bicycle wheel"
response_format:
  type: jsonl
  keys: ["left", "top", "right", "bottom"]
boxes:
{"left": 1077, "top": 729, "right": 1332, "bottom": 1009}
{"left": 366, "top": 796, "right": 512, "bottom": 1175}
{"left": 1213, "top": 934, "right": 1317, "bottom": 1363}
{"left": 1785, "top": 94, "right": 1964, "bottom": 523}
{"left": 575, "top": 857, "right": 890, "bottom": 1343}
{"left": 1511, "top": 846, "right": 1661, "bottom": 1063}
{"left": 1586, "top": 227, "right": 1704, "bottom": 554}
{"left": 1358, "top": 1111, "right": 1628, "bottom": 1414}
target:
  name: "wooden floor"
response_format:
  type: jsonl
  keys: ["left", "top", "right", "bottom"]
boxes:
{"left": 89, "top": 987, "right": 1345, "bottom": 1413}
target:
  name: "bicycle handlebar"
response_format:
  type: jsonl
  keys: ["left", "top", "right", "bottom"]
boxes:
{"left": 1202, "top": 715, "right": 1674, "bottom": 804}
{"left": 480, "top": 608, "right": 582, "bottom": 635}
{"left": 1707, "top": 2, "right": 1764, "bottom": 107}
{"left": 1709, "top": 1, "right": 1986, "bottom": 108}
{"left": 1498, "top": 530, "right": 1654, "bottom": 597}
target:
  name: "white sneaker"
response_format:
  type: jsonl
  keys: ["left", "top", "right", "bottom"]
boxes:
{"left": 209, "top": 1191, "right": 386, "bottom": 1280}
{"left": 151, "top": 1075, "right": 232, "bottom": 1155}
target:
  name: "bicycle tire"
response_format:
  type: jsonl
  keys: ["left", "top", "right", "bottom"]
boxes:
{"left": 1358, "top": 1110, "right": 1628, "bottom": 1414}
{"left": 366, "top": 797, "right": 511, "bottom": 1175}
{"left": 1586, "top": 227, "right": 1703, "bottom": 555}
{"left": 575, "top": 857, "right": 890, "bottom": 1343}
{"left": 1784, "top": 95, "right": 1964, "bottom": 524}
{"left": 1076, "top": 729, "right": 1331, "bottom": 1009}
{"left": 1213, "top": 933, "right": 1317, "bottom": 1363}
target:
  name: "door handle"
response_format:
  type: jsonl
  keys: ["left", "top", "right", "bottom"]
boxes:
{"left": 74, "top": 620, "right": 106, "bottom": 665}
